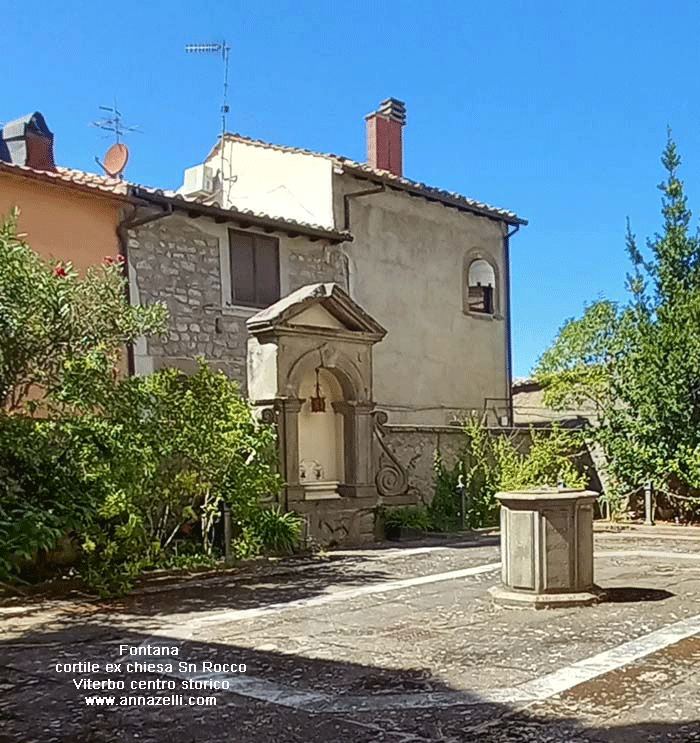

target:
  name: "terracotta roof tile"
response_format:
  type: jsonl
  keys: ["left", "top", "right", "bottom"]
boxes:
{"left": 131, "top": 186, "right": 352, "bottom": 243}
{"left": 0, "top": 161, "right": 129, "bottom": 197}
{"left": 0, "top": 161, "right": 349, "bottom": 240}
{"left": 55, "top": 166, "right": 129, "bottom": 195}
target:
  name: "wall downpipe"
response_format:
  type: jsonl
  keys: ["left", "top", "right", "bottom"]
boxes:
{"left": 116, "top": 202, "right": 173, "bottom": 375}
{"left": 504, "top": 223, "right": 519, "bottom": 427}
{"left": 343, "top": 183, "right": 385, "bottom": 230}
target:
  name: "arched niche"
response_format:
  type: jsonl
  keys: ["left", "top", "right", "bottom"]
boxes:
{"left": 297, "top": 368, "right": 345, "bottom": 488}
{"left": 246, "top": 283, "right": 386, "bottom": 507}
{"left": 463, "top": 250, "right": 501, "bottom": 317}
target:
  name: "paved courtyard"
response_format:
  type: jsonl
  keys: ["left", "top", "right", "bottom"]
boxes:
{"left": 1, "top": 528, "right": 700, "bottom": 742}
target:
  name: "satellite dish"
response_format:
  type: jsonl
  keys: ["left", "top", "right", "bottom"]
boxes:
{"left": 96, "top": 142, "right": 129, "bottom": 178}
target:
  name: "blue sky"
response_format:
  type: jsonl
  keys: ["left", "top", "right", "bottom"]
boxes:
{"left": 5, "top": 0, "right": 700, "bottom": 377}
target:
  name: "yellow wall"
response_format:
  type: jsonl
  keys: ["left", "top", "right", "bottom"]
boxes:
{"left": 0, "top": 173, "right": 123, "bottom": 269}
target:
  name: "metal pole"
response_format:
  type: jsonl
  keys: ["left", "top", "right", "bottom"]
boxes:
{"left": 223, "top": 501, "right": 232, "bottom": 563}
{"left": 644, "top": 481, "right": 654, "bottom": 526}
{"left": 457, "top": 474, "right": 466, "bottom": 530}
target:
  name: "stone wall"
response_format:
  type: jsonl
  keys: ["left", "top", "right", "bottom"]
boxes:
{"left": 380, "top": 424, "right": 600, "bottom": 509}
{"left": 287, "top": 244, "right": 349, "bottom": 294}
{"left": 128, "top": 216, "right": 249, "bottom": 387}
{"left": 381, "top": 425, "right": 466, "bottom": 506}
{"left": 128, "top": 213, "right": 350, "bottom": 392}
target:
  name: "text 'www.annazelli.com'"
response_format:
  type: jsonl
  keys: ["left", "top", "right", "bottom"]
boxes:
{"left": 85, "top": 694, "right": 217, "bottom": 706}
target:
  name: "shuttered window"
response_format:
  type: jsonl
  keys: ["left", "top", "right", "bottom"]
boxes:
{"left": 229, "top": 229, "right": 280, "bottom": 308}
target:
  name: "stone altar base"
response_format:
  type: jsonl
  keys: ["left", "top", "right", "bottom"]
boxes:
{"left": 489, "top": 583, "right": 605, "bottom": 609}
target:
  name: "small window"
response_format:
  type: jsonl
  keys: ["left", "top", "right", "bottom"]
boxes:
{"left": 467, "top": 259, "right": 496, "bottom": 315}
{"left": 229, "top": 229, "right": 280, "bottom": 308}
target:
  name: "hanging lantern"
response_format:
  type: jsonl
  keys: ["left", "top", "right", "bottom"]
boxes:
{"left": 309, "top": 366, "right": 326, "bottom": 413}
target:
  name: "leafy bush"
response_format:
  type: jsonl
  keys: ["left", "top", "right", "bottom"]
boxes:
{"left": 0, "top": 210, "right": 166, "bottom": 413}
{"left": 0, "top": 415, "right": 105, "bottom": 580}
{"left": 381, "top": 506, "right": 430, "bottom": 530}
{"left": 494, "top": 424, "right": 586, "bottom": 492}
{"left": 427, "top": 418, "right": 586, "bottom": 532}
{"left": 0, "top": 215, "right": 289, "bottom": 595}
{"left": 69, "top": 361, "right": 283, "bottom": 594}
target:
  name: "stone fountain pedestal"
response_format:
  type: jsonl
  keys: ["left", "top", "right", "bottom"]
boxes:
{"left": 489, "top": 488, "right": 603, "bottom": 608}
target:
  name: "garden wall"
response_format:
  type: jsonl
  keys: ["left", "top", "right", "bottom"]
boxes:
{"left": 381, "top": 424, "right": 599, "bottom": 506}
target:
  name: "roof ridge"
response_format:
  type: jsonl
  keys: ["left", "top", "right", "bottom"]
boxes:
{"left": 216, "top": 133, "right": 526, "bottom": 225}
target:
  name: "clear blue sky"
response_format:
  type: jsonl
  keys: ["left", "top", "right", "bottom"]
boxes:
{"left": 5, "top": 0, "right": 700, "bottom": 377}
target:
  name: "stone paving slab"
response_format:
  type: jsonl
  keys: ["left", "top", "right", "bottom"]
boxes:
{"left": 1, "top": 532, "right": 700, "bottom": 741}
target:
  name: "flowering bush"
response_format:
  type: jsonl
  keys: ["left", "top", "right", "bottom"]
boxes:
{"left": 0, "top": 210, "right": 166, "bottom": 413}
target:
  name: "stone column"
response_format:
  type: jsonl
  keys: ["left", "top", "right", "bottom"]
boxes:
{"left": 333, "top": 401, "right": 376, "bottom": 497}
{"left": 279, "top": 398, "right": 305, "bottom": 503}
{"left": 353, "top": 402, "right": 375, "bottom": 486}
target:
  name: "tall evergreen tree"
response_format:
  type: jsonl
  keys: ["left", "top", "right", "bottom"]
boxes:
{"left": 537, "top": 132, "right": 700, "bottom": 505}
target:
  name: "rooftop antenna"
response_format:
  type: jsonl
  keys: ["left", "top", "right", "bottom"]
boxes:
{"left": 185, "top": 41, "right": 231, "bottom": 195}
{"left": 92, "top": 100, "right": 140, "bottom": 178}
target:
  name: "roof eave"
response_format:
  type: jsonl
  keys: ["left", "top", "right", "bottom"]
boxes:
{"left": 0, "top": 162, "right": 131, "bottom": 204}
{"left": 338, "top": 163, "right": 527, "bottom": 226}
{"left": 130, "top": 187, "right": 353, "bottom": 244}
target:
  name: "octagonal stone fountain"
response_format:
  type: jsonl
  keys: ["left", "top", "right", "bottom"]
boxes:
{"left": 489, "top": 488, "right": 604, "bottom": 608}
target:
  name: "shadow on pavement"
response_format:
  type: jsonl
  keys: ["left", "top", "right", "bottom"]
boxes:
{"left": 112, "top": 555, "right": 399, "bottom": 619}
{"left": 601, "top": 587, "right": 674, "bottom": 603}
{"left": 0, "top": 623, "right": 698, "bottom": 742}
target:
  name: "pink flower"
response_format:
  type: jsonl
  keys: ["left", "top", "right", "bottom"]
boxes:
{"left": 103, "top": 256, "right": 115, "bottom": 265}
{"left": 54, "top": 264, "right": 67, "bottom": 277}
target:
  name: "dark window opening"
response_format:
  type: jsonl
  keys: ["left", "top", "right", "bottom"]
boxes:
{"left": 229, "top": 229, "right": 280, "bottom": 308}
{"left": 468, "top": 283, "right": 494, "bottom": 314}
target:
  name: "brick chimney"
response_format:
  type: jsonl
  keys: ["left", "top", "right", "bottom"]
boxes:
{"left": 365, "top": 98, "right": 406, "bottom": 177}
{"left": 0, "top": 112, "right": 56, "bottom": 171}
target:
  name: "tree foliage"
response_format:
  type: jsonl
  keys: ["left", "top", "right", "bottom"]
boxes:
{"left": 535, "top": 132, "right": 700, "bottom": 507}
{"left": 0, "top": 209, "right": 167, "bottom": 412}
{"left": 0, "top": 212, "right": 293, "bottom": 595}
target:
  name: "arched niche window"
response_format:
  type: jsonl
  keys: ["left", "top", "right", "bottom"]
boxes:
{"left": 466, "top": 257, "right": 497, "bottom": 315}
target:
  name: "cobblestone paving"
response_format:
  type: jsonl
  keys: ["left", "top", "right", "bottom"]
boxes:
{"left": 1, "top": 531, "right": 700, "bottom": 742}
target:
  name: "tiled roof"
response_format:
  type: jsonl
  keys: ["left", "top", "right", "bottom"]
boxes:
{"left": 0, "top": 161, "right": 129, "bottom": 198}
{"left": 131, "top": 185, "right": 353, "bottom": 243}
{"left": 247, "top": 282, "right": 386, "bottom": 337}
{"left": 212, "top": 133, "right": 527, "bottom": 226}
{"left": 0, "top": 160, "right": 351, "bottom": 242}
{"left": 55, "top": 166, "right": 129, "bottom": 195}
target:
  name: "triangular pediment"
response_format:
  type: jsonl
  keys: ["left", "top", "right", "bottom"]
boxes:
{"left": 289, "top": 304, "right": 347, "bottom": 330}
{"left": 246, "top": 283, "right": 386, "bottom": 339}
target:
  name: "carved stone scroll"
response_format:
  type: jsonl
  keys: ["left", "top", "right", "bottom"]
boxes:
{"left": 373, "top": 410, "right": 408, "bottom": 497}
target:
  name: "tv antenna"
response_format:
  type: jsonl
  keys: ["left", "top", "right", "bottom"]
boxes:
{"left": 186, "top": 40, "right": 233, "bottom": 199}
{"left": 92, "top": 101, "right": 140, "bottom": 144}
{"left": 92, "top": 102, "right": 140, "bottom": 178}
{"left": 185, "top": 41, "right": 231, "bottom": 135}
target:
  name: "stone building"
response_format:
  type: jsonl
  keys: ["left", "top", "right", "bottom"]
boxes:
{"left": 124, "top": 99, "right": 526, "bottom": 543}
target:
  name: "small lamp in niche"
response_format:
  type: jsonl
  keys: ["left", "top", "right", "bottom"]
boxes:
{"left": 309, "top": 366, "right": 326, "bottom": 413}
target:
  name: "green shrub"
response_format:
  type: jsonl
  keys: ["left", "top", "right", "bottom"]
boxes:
{"left": 0, "top": 415, "right": 105, "bottom": 581}
{"left": 247, "top": 506, "right": 303, "bottom": 554}
{"left": 0, "top": 210, "right": 165, "bottom": 414}
{"left": 382, "top": 506, "right": 430, "bottom": 530}
{"left": 71, "top": 361, "right": 283, "bottom": 594}
{"left": 428, "top": 418, "right": 586, "bottom": 533}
